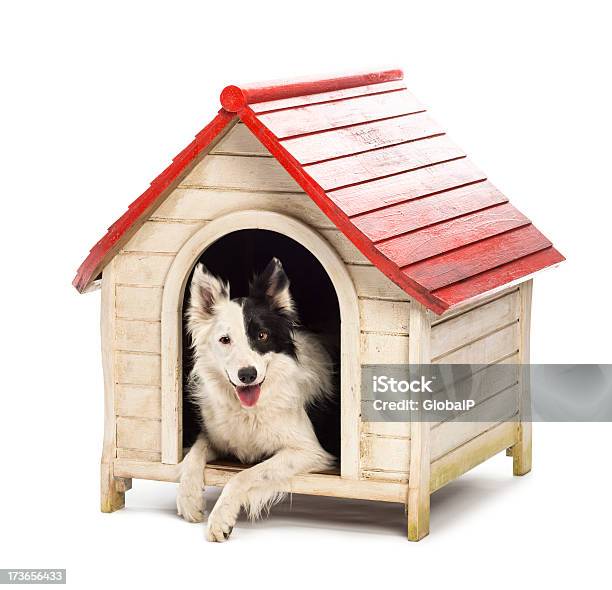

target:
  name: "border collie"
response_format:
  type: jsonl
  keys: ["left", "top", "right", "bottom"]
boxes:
{"left": 176, "top": 258, "right": 336, "bottom": 541}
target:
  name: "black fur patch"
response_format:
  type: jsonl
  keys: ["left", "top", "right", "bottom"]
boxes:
{"left": 241, "top": 297, "right": 297, "bottom": 358}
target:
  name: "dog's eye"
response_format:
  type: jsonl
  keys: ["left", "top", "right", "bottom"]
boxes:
{"left": 258, "top": 330, "right": 269, "bottom": 342}
{"left": 219, "top": 335, "right": 231, "bottom": 345}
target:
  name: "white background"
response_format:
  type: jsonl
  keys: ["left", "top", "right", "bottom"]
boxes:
{"left": 1, "top": 1, "right": 610, "bottom": 588}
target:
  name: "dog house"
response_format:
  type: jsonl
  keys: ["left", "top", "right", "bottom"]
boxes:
{"left": 74, "top": 69, "right": 564, "bottom": 540}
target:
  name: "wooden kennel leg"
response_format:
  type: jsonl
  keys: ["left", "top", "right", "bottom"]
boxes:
{"left": 407, "top": 420, "right": 431, "bottom": 541}
{"left": 513, "top": 280, "right": 533, "bottom": 476}
{"left": 406, "top": 301, "right": 431, "bottom": 541}
{"left": 100, "top": 262, "right": 129, "bottom": 512}
{"left": 101, "top": 463, "right": 127, "bottom": 512}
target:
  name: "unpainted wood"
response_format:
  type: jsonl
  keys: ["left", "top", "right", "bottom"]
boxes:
{"left": 431, "top": 290, "right": 520, "bottom": 359}
{"left": 100, "top": 261, "right": 125, "bottom": 512}
{"left": 210, "top": 123, "right": 272, "bottom": 156}
{"left": 116, "top": 417, "right": 161, "bottom": 452}
{"left": 348, "top": 266, "right": 410, "bottom": 300}
{"left": 115, "top": 319, "right": 161, "bottom": 354}
{"left": 181, "top": 154, "right": 302, "bottom": 192}
{"left": 115, "top": 352, "right": 161, "bottom": 387}
{"left": 430, "top": 421, "right": 517, "bottom": 492}
{"left": 359, "top": 298, "right": 410, "bottom": 334}
{"left": 112, "top": 459, "right": 408, "bottom": 503}
{"left": 434, "top": 323, "right": 519, "bottom": 364}
{"left": 116, "top": 286, "right": 162, "bottom": 321}
{"left": 360, "top": 434, "right": 410, "bottom": 473}
{"left": 513, "top": 280, "right": 533, "bottom": 476}
{"left": 114, "top": 252, "right": 174, "bottom": 286}
{"left": 360, "top": 332, "right": 409, "bottom": 364}
{"left": 115, "top": 385, "right": 161, "bottom": 420}
{"left": 153, "top": 188, "right": 336, "bottom": 229}
{"left": 122, "top": 220, "right": 203, "bottom": 253}
{"left": 407, "top": 300, "right": 432, "bottom": 541}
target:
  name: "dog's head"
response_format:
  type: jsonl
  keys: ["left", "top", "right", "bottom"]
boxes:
{"left": 187, "top": 258, "right": 298, "bottom": 408}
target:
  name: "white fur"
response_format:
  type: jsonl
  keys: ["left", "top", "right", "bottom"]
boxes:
{"left": 177, "top": 264, "right": 335, "bottom": 542}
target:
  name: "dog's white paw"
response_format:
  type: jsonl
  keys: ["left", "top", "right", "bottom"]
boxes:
{"left": 176, "top": 480, "right": 205, "bottom": 523}
{"left": 206, "top": 503, "right": 236, "bottom": 542}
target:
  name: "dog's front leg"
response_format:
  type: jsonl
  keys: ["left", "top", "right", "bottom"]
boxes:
{"left": 177, "top": 433, "right": 216, "bottom": 523}
{"left": 206, "top": 447, "right": 331, "bottom": 541}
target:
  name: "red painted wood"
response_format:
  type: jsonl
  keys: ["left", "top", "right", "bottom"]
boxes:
{"left": 75, "top": 72, "right": 564, "bottom": 314}
{"left": 306, "top": 135, "right": 464, "bottom": 191}
{"left": 329, "top": 158, "right": 487, "bottom": 217}
{"left": 402, "top": 224, "right": 552, "bottom": 292}
{"left": 220, "top": 68, "right": 403, "bottom": 112}
{"left": 378, "top": 202, "right": 530, "bottom": 267}
{"left": 281, "top": 112, "right": 444, "bottom": 165}
{"left": 352, "top": 181, "right": 507, "bottom": 242}
{"left": 72, "top": 109, "right": 235, "bottom": 293}
{"left": 434, "top": 247, "right": 565, "bottom": 308}
{"left": 250, "top": 80, "right": 407, "bottom": 114}
{"left": 258, "top": 89, "right": 423, "bottom": 139}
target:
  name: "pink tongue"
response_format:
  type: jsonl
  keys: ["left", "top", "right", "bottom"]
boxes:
{"left": 236, "top": 384, "right": 261, "bottom": 407}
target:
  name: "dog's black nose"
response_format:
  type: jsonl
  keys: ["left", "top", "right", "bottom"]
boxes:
{"left": 237, "top": 366, "right": 257, "bottom": 385}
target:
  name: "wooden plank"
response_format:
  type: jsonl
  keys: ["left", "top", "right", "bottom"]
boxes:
{"left": 258, "top": 89, "right": 424, "bottom": 138}
{"left": 117, "top": 448, "right": 162, "bottom": 462}
{"left": 362, "top": 421, "right": 411, "bottom": 438}
{"left": 122, "top": 220, "right": 202, "bottom": 253}
{"left": 116, "top": 385, "right": 161, "bottom": 420}
{"left": 403, "top": 225, "right": 552, "bottom": 291}
{"left": 116, "top": 417, "right": 161, "bottom": 451}
{"left": 306, "top": 135, "right": 465, "bottom": 191}
{"left": 329, "top": 158, "right": 486, "bottom": 217}
{"left": 359, "top": 298, "right": 410, "bottom": 334}
{"left": 114, "top": 252, "right": 173, "bottom": 286}
{"left": 360, "top": 434, "right": 411, "bottom": 472}
{"left": 282, "top": 112, "right": 444, "bottom": 164}
{"left": 116, "top": 352, "right": 161, "bottom": 386}
{"left": 431, "top": 290, "right": 520, "bottom": 358}
{"left": 361, "top": 470, "right": 409, "bottom": 483}
{"left": 434, "top": 247, "right": 564, "bottom": 310}
{"left": 100, "top": 260, "right": 124, "bottom": 512}
{"left": 430, "top": 421, "right": 517, "bottom": 492}
{"left": 513, "top": 280, "right": 533, "bottom": 476}
{"left": 112, "top": 459, "right": 408, "bottom": 503}
{"left": 352, "top": 181, "right": 507, "bottom": 242}
{"left": 116, "top": 286, "right": 162, "bottom": 321}
{"left": 378, "top": 203, "right": 530, "bottom": 267}
{"left": 319, "top": 229, "right": 371, "bottom": 265}
{"left": 434, "top": 323, "right": 519, "bottom": 364}
{"left": 153, "top": 188, "right": 335, "bottom": 229}
{"left": 115, "top": 319, "right": 161, "bottom": 354}
{"left": 431, "top": 386, "right": 519, "bottom": 461}
{"left": 360, "top": 332, "right": 409, "bottom": 364}
{"left": 407, "top": 300, "right": 432, "bottom": 541}
{"left": 431, "top": 286, "right": 518, "bottom": 326}
{"left": 181, "top": 154, "right": 302, "bottom": 192}
{"left": 210, "top": 123, "right": 271, "bottom": 156}
{"left": 250, "top": 80, "right": 407, "bottom": 113}
{"left": 348, "top": 266, "right": 410, "bottom": 300}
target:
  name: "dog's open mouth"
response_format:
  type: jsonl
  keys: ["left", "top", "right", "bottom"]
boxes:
{"left": 235, "top": 384, "right": 261, "bottom": 407}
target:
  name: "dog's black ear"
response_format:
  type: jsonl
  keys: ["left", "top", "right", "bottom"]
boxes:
{"left": 250, "top": 258, "right": 297, "bottom": 320}
{"left": 187, "top": 264, "right": 229, "bottom": 331}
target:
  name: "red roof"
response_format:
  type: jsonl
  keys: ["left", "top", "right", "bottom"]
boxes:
{"left": 74, "top": 69, "right": 564, "bottom": 314}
